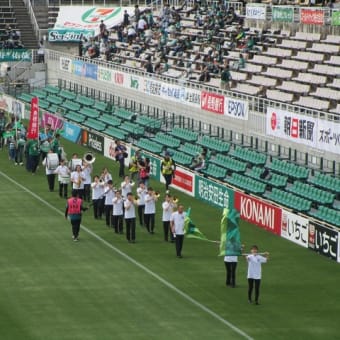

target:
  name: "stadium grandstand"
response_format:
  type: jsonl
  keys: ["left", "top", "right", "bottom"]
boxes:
{"left": 1, "top": 0, "right": 340, "bottom": 243}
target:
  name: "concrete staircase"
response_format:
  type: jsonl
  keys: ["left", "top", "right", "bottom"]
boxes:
{"left": 11, "top": 0, "right": 39, "bottom": 49}
{"left": 33, "top": 5, "right": 49, "bottom": 30}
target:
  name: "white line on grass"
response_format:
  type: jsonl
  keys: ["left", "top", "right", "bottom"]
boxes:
{"left": 0, "top": 170, "right": 253, "bottom": 340}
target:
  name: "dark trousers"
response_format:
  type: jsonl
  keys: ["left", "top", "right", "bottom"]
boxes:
{"left": 15, "top": 145, "right": 24, "bottom": 163}
{"left": 248, "top": 278, "right": 261, "bottom": 302}
{"left": 163, "top": 174, "right": 173, "bottom": 190}
{"left": 125, "top": 218, "right": 136, "bottom": 241}
{"left": 74, "top": 189, "right": 84, "bottom": 199}
{"left": 225, "top": 261, "right": 237, "bottom": 287}
{"left": 163, "top": 221, "right": 174, "bottom": 242}
{"left": 112, "top": 214, "right": 123, "bottom": 233}
{"left": 138, "top": 204, "right": 145, "bottom": 226}
{"left": 144, "top": 213, "right": 155, "bottom": 233}
{"left": 47, "top": 174, "right": 55, "bottom": 191}
{"left": 118, "top": 159, "right": 125, "bottom": 178}
{"left": 29, "top": 154, "right": 39, "bottom": 173}
{"left": 71, "top": 218, "right": 81, "bottom": 239}
{"left": 59, "top": 182, "right": 68, "bottom": 198}
{"left": 175, "top": 234, "right": 184, "bottom": 256}
{"left": 105, "top": 204, "right": 113, "bottom": 227}
{"left": 92, "top": 199, "right": 103, "bottom": 219}
{"left": 83, "top": 184, "right": 91, "bottom": 202}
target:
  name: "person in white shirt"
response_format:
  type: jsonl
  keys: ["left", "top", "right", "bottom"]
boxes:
{"left": 104, "top": 180, "right": 115, "bottom": 228}
{"left": 82, "top": 161, "right": 93, "bottom": 202}
{"left": 170, "top": 204, "right": 186, "bottom": 258}
{"left": 136, "top": 181, "right": 147, "bottom": 226}
{"left": 162, "top": 194, "right": 177, "bottom": 242}
{"left": 70, "top": 164, "right": 86, "bottom": 198}
{"left": 246, "top": 245, "right": 269, "bottom": 305}
{"left": 42, "top": 151, "right": 56, "bottom": 192}
{"left": 54, "top": 159, "right": 70, "bottom": 198}
{"left": 112, "top": 190, "right": 124, "bottom": 234}
{"left": 100, "top": 167, "right": 112, "bottom": 184}
{"left": 144, "top": 187, "right": 157, "bottom": 234}
{"left": 121, "top": 176, "right": 135, "bottom": 200}
{"left": 91, "top": 175, "right": 105, "bottom": 219}
{"left": 124, "top": 192, "right": 137, "bottom": 243}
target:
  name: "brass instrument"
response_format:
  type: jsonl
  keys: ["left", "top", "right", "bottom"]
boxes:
{"left": 173, "top": 196, "right": 179, "bottom": 204}
{"left": 83, "top": 152, "right": 96, "bottom": 164}
{"left": 77, "top": 176, "right": 82, "bottom": 188}
{"left": 154, "top": 191, "right": 160, "bottom": 198}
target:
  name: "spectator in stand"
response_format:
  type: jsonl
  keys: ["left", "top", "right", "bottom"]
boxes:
{"left": 99, "top": 20, "right": 109, "bottom": 42}
{"left": 123, "top": 10, "right": 130, "bottom": 27}
{"left": 145, "top": 58, "right": 154, "bottom": 73}
{"left": 221, "top": 65, "right": 232, "bottom": 89}
{"left": 137, "top": 16, "right": 148, "bottom": 36}
{"left": 134, "top": 4, "right": 141, "bottom": 22}
{"left": 127, "top": 25, "right": 137, "bottom": 44}
{"left": 37, "top": 39, "right": 45, "bottom": 63}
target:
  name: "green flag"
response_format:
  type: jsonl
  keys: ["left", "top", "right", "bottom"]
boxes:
{"left": 219, "top": 208, "right": 242, "bottom": 256}
{"left": 2, "top": 131, "right": 15, "bottom": 138}
{"left": 184, "top": 208, "right": 208, "bottom": 241}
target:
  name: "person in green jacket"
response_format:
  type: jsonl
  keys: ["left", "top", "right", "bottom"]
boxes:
{"left": 27, "top": 138, "right": 40, "bottom": 174}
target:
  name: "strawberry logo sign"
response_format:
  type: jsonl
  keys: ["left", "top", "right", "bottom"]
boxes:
{"left": 81, "top": 7, "right": 121, "bottom": 23}
{"left": 270, "top": 112, "right": 277, "bottom": 130}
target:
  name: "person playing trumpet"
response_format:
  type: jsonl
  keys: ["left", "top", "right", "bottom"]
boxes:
{"left": 82, "top": 160, "right": 93, "bottom": 203}
{"left": 144, "top": 187, "right": 158, "bottom": 234}
{"left": 91, "top": 175, "right": 105, "bottom": 219}
{"left": 104, "top": 180, "right": 116, "bottom": 228}
{"left": 112, "top": 190, "right": 124, "bottom": 234}
{"left": 54, "top": 158, "right": 70, "bottom": 198}
{"left": 121, "top": 175, "right": 135, "bottom": 200}
{"left": 124, "top": 192, "right": 138, "bottom": 243}
{"left": 136, "top": 181, "right": 147, "bottom": 227}
{"left": 70, "top": 164, "right": 85, "bottom": 198}
{"left": 162, "top": 194, "right": 177, "bottom": 242}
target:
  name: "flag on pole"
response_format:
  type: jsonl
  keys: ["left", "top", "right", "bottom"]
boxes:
{"left": 27, "top": 97, "right": 39, "bottom": 139}
{"left": 184, "top": 207, "right": 208, "bottom": 241}
{"left": 219, "top": 208, "right": 242, "bottom": 256}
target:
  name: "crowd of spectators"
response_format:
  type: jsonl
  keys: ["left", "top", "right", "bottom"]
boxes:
{"left": 0, "top": 25, "right": 24, "bottom": 49}
{"left": 78, "top": 1, "right": 260, "bottom": 86}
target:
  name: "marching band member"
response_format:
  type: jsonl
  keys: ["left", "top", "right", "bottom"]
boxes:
{"left": 136, "top": 181, "right": 147, "bottom": 227}
{"left": 42, "top": 150, "right": 56, "bottom": 192}
{"left": 54, "top": 159, "right": 70, "bottom": 198}
{"left": 26, "top": 138, "right": 40, "bottom": 174}
{"left": 112, "top": 190, "right": 124, "bottom": 234}
{"left": 83, "top": 161, "right": 93, "bottom": 203}
{"left": 104, "top": 180, "right": 115, "bottom": 228}
{"left": 100, "top": 167, "right": 112, "bottom": 184}
{"left": 161, "top": 151, "right": 176, "bottom": 192}
{"left": 170, "top": 204, "right": 186, "bottom": 258}
{"left": 124, "top": 192, "right": 138, "bottom": 243}
{"left": 121, "top": 175, "right": 135, "bottom": 200}
{"left": 162, "top": 194, "right": 177, "bottom": 242}
{"left": 70, "top": 164, "right": 85, "bottom": 198}
{"left": 144, "top": 187, "right": 158, "bottom": 234}
{"left": 91, "top": 175, "right": 105, "bottom": 219}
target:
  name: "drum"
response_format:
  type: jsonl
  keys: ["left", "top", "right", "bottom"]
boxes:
{"left": 71, "top": 158, "right": 82, "bottom": 171}
{"left": 46, "top": 153, "right": 59, "bottom": 170}
{"left": 60, "top": 176, "right": 70, "bottom": 184}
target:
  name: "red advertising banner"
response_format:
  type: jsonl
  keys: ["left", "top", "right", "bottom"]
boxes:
{"left": 27, "top": 97, "right": 39, "bottom": 139}
{"left": 234, "top": 191, "right": 282, "bottom": 235}
{"left": 172, "top": 167, "right": 194, "bottom": 196}
{"left": 201, "top": 91, "right": 224, "bottom": 115}
{"left": 300, "top": 8, "right": 324, "bottom": 25}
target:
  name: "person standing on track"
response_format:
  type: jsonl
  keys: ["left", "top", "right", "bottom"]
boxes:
{"left": 170, "top": 204, "right": 186, "bottom": 258}
{"left": 65, "top": 190, "right": 88, "bottom": 242}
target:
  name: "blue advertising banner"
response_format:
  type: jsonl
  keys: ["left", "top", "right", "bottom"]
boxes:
{"left": 62, "top": 121, "right": 81, "bottom": 143}
{"left": 73, "top": 60, "right": 84, "bottom": 77}
{"left": 85, "top": 63, "right": 98, "bottom": 80}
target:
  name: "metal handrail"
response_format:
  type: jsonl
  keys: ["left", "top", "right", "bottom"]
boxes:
{"left": 23, "top": 0, "right": 40, "bottom": 43}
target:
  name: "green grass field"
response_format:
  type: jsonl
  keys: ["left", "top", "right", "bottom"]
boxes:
{"left": 1, "top": 138, "right": 340, "bottom": 340}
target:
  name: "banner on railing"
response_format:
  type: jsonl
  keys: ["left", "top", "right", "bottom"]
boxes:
{"left": 42, "top": 112, "right": 64, "bottom": 130}
{"left": 224, "top": 97, "right": 248, "bottom": 120}
{"left": 172, "top": 166, "right": 195, "bottom": 196}
{"left": 54, "top": 7, "right": 135, "bottom": 35}
{"left": 246, "top": 4, "right": 267, "bottom": 20}
{"left": 300, "top": 8, "right": 325, "bottom": 25}
{"left": 61, "top": 121, "right": 81, "bottom": 143}
{"left": 48, "top": 29, "right": 95, "bottom": 42}
{"left": 272, "top": 6, "right": 294, "bottom": 22}
{"left": 266, "top": 107, "right": 340, "bottom": 155}
{"left": 331, "top": 10, "right": 340, "bottom": 25}
{"left": 0, "top": 94, "right": 25, "bottom": 119}
{"left": 0, "top": 49, "right": 31, "bottom": 62}
{"left": 82, "top": 130, "right": 104, "bottom": 155}
{"left": 281, "top": 210, "right": 309, "bottom": 248}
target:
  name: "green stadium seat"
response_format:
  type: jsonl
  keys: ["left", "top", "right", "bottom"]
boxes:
{"left": 247, "top": 166, "right": 288, "bottom": 188}
{"left": 201, "top": 164, "right": 227, "bottom": 180}
{"left": 39, "top": 99, "right": 50, "bottom": 110}
{"left": 46, "top": 95, "right": 63, "bottom": 106}
{"left": 308, "top": 172, "right": 340, "bottom": 194}
{"left": 44, "top": 85, "right": 60, "bottom": 95}
{"left": 64, "top": 111, "right": 85, "bottom": 123}
{"left": 135, "top": 115, "right": 162, "bottom": 132}
{"left": 171, "top": 150, "right": 193, "bottom": 166}
{"left": 83, "top": 118, "right": 106, "bottom": 131}
{"left": 31, "top": 89, "right": 47, "bottom": 100}
{"left": 169, "top": 127, "right": 198, "bottom": 142}
{"left": 229, "top": 146, "right": 267, "bottom": 166}
{"left": 308, "top": 206, "right": 340, "bottom": 227}
{"left": 269, "top": 158, "right": 310, "bottom": 181}
{"left": 75, "top": 94, "right": 95, "bottom": 107}
{"left": 79, "top": 107, "right": 100, "bottom": 119}
{"left": 153, "top": 132, "right": 180, "bottom": 149}
{"left": 137, "top": 138, "right": 163, "bottom": 154}
{"left": 197, "top": 135, "right": 230, "bottom": 153}
{"left": 104, "top": 127, "right": 127, "bottom": 140}
{"left": 178, "top": 143, "right": 203, "bottom": 157}
{"left": 17, "top": 93, "right": 34, "bottom": 102}
{"left": 59, "top": 89, "right": 77, "bottom": 100}
{"left": 94, "top": 100, "right": 110, "bottom": 112}
{"left": 98, "top": 114, "right": 121, "bottom": 127}
{"left": 225, "top": 173, "right": 266, "bottom": 195}
{"left": 114, "top": 108, "right": 136, "bottom": 121}
{"left": 210, "top": 154, "right": 247, "bottom": 173}
{"left": 120, "top": 121, "right": 145, "bottom": 137}
{"left": 61, "top": 100, "right": 81, "bottom": 112}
